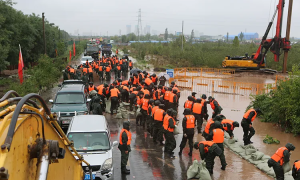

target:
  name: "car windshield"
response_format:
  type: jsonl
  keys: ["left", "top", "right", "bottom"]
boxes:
{"left": 67, "top": 132, "right": 110, "bottom": 151}
{"left": 55, "top": 93, "right": 84, "bottom": 104}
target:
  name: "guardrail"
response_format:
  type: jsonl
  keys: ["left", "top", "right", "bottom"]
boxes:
{"left": 174, "top": 68, "right": 235, "bottom": 79}
{"left": 169, "top": 76, "right": 283, "bottom": 96}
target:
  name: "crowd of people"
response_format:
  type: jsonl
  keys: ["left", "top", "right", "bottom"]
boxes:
{"left": 62, "top": 54, "right": 300, "bottom": 179}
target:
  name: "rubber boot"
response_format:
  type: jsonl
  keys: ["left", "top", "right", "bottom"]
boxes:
{"left": 178, "top": 148, "right": 183, "bottom": 156}
{"left": 188, "top": 148, "right": 193, "bottom": 156}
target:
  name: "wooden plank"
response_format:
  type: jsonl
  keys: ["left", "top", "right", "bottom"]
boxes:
{"left": 218, "top": 85, "right": 229, "bottom": 88}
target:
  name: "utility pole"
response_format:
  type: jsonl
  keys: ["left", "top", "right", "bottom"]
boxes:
{"left": 181, "top": 21, "right": 184, "bottom": 51}
{"left": 283, "top": 0, "right": 293, "bottom": 73}
{"left": 227, "top": 32, "right": 229, "bottom": 42}
{"left": 137, "top": 9, "right": 142, "bottom": 41}
{"left": 42, "top": 12, "right": 46, "bottom": 55}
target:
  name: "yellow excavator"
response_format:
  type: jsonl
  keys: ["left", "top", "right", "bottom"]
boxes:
{"left": 0, "top": 90, "right": 92, "bottom": 180}
{"left": 222, "top": 53, "right": 266, "bottom": 69}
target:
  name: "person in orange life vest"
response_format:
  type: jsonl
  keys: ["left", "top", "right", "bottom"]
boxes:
{"left": 87, "top": 82, "right": 97, "bottom": 93}
{"left": 116, "top": 63, "right": 121, "bottom": 78}
{"left": 191, "top": 98, "right": 204, "bottom": 133}
{"left": 171, "top": 85, "right": 181, "bottom": 100}
{"left": 159, "top": 75, "right": 167, "bottom": 86}
{"left": 144, "top": 77, "right": 154, "bottom": 91}
{"left": 98, "top": 65, "right": 105, "bottom": 81}
{"left": 152, "top": 104, "right": 166, "bottom": 145}
{"left": 85, "top": 60, "right": 89, "bottom": 68}
{"left": 169, "top": 89, "right": 178, "bottom": 111}
{"left": 140, "top": 94, "right": 151, "bottom": 129}
{"left": 268, "top": 143, "right": 295, "bottom": 180}
{"left": 97, "top": 83, "right": 108, "bottom": 111}
{"left": 128, "top": 87, "right": 139, "bottom": 111}
{"left": 184, "top": 96, "right": 195, "bottom": 110}
{"left": 128, "top": 60, "right": 133, "bottom": 70}
{"left": 208, "top": 96, "right": 223, "bottom": 118}
{"left": 146, "top": 99, "right": 154, "bottom": 136}
{"left": 110, "top": 84, "right": 120, "bottom": 115}
{"left": 118, "top": 121, "right": 131, "bottom": 174}
{"left": 163, "top": 109, "right": 178, "bottom": 159}
{"left": 241, "top": 108, "right": 262, "bottom": 145}
{"left": 94, "top": 62, "right": 99, "bottom": 74}
{"left": 192, "top": 92, "right": 197, "bottom": 100}
{"left": 179, "top": 108, "right": 195, "bottom": 156}
{"left": 87, "top": 65, "right": 94, "bottom": 82}
{"left": 135, "top": 91, "right": 144, "bottom": 126}
{"left": 202, "top": 115, "right": 224, "bottom": 140}
{"left": 132, "top": 73, "right": 139, "bottom": 87}
{"left": 221, "top": 119, "right": 239, "bottom": 139}
{"left": 293, "top": 159, "right": 300, "bottom": 180}
{"left": 121, "top": 84, "right": 130, "bottom": 103}
{"left": 116, "top": 49, "right": 118, "bottom": 55}
{"left": 209, "top": 121, "right": 227, "bottom": 170}
{"left": 163, "top": 87, "right": 172, "bottom": 110}
{"left": 193, "top": 141, "right": 223, "bottom": 175}
{"left": 138, "top": 71, "right": 144, "bottom": 83}
{"left": 150, "top": 73, "right": 157, "bottom": 85}
{"left": 105, "top": 65, "right": 111, "bottom": 80}
{"left": 201, "top": 94, "right": 209, "bottom": 121}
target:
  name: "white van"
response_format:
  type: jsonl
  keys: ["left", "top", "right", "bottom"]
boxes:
{"left": 67, "top": 115, "right": 117, "bottom": 180}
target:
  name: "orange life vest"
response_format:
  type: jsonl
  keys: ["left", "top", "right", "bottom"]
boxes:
{"left": 221, "top": 119, "right": 235, "bottom": 131}
{"left": 212, "top": 128, "right": 224, "bottom": 143}
{"left": 186, "top": 115, "right": 195, "bottom": 128}
{"left": 145, "top": 78, "right": 152, "bottom": 86}
{"left": 136, "top": 97, "right": 142, "bottom": 105}
{"left": 142, "top": 99, "right": 149, "bottom": 110}
{"left": 88, "top": 85, "right": 95, "bottom": 92}
{"left": 163, "top": 116, "right": 175, "bottom": 132}
{"left": 169, "top": 93, "right": 177, "bottom": 103}
{"left": 164, "top": 91, "right": 170, "bottom": 101}
{"left": 133, "top": 77, "right": 139, "bottom": 85}
{"left": 119, "top": 60, "right": 123, "bottom": 65}
{"left": 97, "top": 85, "right": 104, "bottom": 95}
{"left": 119, "top": 129, "right": 132, "bottom": 145}
{"left": 98, "top": 66, "right": 103, "bottom": 71}
{"left": 69, "top": 68, "right": 75, "bottom": 73}
{"left": 83, "top": 68, "right": 88, "bottom": 74}
{"left": 143, "top": 89, "right": 150, "bottom": 96}
{"left": 210, "top": 100, "right": 219, "bottom": 110}
{"left": 243, "top": 109, "right": 257, "bottom": 122}
{"left": 94, "top": 63, "right": 99, "bottom": 69}
{"left": 198, "top": 141, "right": 215, "bottom": 153}
{"left": 161, "top": 87, "right": 166, "bottom": 94}
{"left": 122, "top": 80, "right": 129, "bottom": 85}
{"left": 172, "top": 86, "right": 180, "bottom": 93}
{"left": 192, "top": 103, "right": 202, "bottom": 114}
{"left": 201, "top": 99, "right": 206, "bottom": 106}
{"left": 294, "top": 161, "right": 300, "bottom": 171}
{"left": 106, "top": 66, "right": 111, "bottom": 72}
{"left": 129, "top": 62, "right": 132, "bottom": 67}
{"left": 271, "top": 147, "right": 288, "bottom": 166}
{"left": 147, "top": 105, "right": 152, "bottom": 115}
{"left": 131, "top": 91, "right": 138, "bottom": 95}
{"left": 122, "top": 86, "right": 129, "bottom": 92}
{"left": 110, "top": 88, "right": 119, "bottom": 97}
{"left": 204, "top": 119, "right": 214, "bottom": 134}
{"left": 151, "top": 76, "right": 157, "bottom": 83}
{"left": 117, "top": 66, "right": 121, "bottom": 70}
{"left": 154, "top": 109, "right": 165, "bottom": 121}
{"left": 184, "top": 100, "right": 193, "bottom": 109}
{"left": 88, "top": 68, "right": 93, "bottom": 73}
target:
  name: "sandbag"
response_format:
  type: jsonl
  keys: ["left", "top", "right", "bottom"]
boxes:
{"left": 187, "top": 160, "right": 199, "bottom": 179}
{"left": 245, "top": 149, "right": 257, "bottom": 155}
{"left": 173, "top": 125, "right": 182, "bottom": 135}
{"left": 121, "top": 111, "right": 127, "bottom": 119}
{"left": 251, "top": 151, "right": 264, "bottom": 161}
{"left": 257, "top": 162, "right": 273, "bottom": 174}
{"left": 198, "top": 161, "right": 212, "bottom": 180}
{"left": 224, "top": 133, "right": 230, "bottom": 139}
{"left": 105, "top": 99, "right": 112, "bottom": 113}
{"left": 136, "top": 108, "right": 142, "bottom": 117}
{"left": 115, "top": 112, "right": 123, "bottom": 119}
{"left": 122, "top": 102, "right": 130, "bottom": 106}
{"left": 283, "top": 162, "right": 291, "bottom": 173}
{"left": 228, "top": 139, "right": 236, "bottom": 144}
{"left": 248, "top": 159, "right": 264, "bottom": 166}
{"left": 231, "top": 146, "right": 245, "bottom": 154}
{"left": 266, "top": 168, "right": 275, "bottom": 177}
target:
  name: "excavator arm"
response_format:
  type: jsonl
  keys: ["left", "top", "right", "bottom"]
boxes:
{"left": 0, "top": 91, "right": 92, "bottom": 180}
{"left": 254, "top": 0, "right": 291, "bottom": 65}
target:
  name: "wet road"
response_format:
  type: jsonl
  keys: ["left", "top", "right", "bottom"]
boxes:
{"left": 42, "top": 54, "right": 300, "bottom": 180}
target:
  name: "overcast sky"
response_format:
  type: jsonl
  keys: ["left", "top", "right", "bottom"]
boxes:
{"left": 13, "top": 0, "right": 300, "bottom": 38}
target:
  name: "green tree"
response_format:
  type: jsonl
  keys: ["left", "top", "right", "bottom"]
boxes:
{"left": 233, "top": 36, "right": 240, "bottom": 47}
{"left": 239, "top": 32, "right": 244, "bottom": 41}
{"left": 164, "top": 28, "right": 168, "bottom": 40}
{"left": 121, "top": 35, "right": 127, "bottom": 43}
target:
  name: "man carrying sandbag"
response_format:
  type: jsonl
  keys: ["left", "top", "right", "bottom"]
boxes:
{"left": 292, "top": 160, "right": 300, "bottom": 180}
{"left": 152, "top": 104, "right": 166, "bottom": 145}
{"left": 241, "top": 108, "right": 261, "bottom": 145}
{"left": 221, "top": 119, "right": 240, "bottom": 139}
{"left": 209, "top": 121, "right": 227, "bottom": 170}
{"left": 268, "top": 143, "right": 295, "bottom": 180}
{"left": 193, "top": 141, "right": 223, "bottom": 174}
{"left": 202, "top": 115, "right": 223, "bottom": 140}
{"left": 179, "top": 108, "right": 195, "bottom": 156}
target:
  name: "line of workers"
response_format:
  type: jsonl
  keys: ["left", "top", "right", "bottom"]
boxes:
{"left": 65, "top": 56, "right": 300, "bottom": 178}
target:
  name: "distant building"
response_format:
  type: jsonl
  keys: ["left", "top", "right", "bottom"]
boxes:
{"left": 200, "top": 35, "right": 224, "bottom": 41}
{"left": 239, "top": 32, "right": 259, "bottom": 40}
{"left": 126, "top": 25, "right": 131, "bottom": 35}
{"left": 144, "top": 25, "right": 151, "bottom": 34}
{"left": 134, "top": 25, "right": 138, "bottom": 35}
{"left": 176, "top": 32, "right": 182, "bottom": 36}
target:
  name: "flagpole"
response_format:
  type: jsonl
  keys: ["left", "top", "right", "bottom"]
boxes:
{"left": 19, "top": 44, "right": 24, "bottom": 80}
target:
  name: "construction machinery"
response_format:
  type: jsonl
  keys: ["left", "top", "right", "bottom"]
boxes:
{"left": 223, "top": 0, "right": 291, "bottom": 70}
{"left": 0, "top": 90, "right": 93, "bottom": 180}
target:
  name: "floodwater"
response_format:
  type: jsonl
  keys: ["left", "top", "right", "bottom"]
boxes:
{"left": 41, "top": 53, "right": 300, "bottom": 180}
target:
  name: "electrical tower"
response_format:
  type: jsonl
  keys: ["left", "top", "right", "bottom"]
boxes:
{"left": 137, "top": 9, "right": 142, "bottom": 41}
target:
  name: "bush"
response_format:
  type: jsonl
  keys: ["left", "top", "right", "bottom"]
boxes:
{"left": 249, "top": 65, "right": 300, "bottom": 134}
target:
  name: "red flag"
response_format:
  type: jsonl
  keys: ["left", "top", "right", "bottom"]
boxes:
{"left": 73, "top": 42, "right": 76, "bottom": 57}
{"left": 69, "top": 50, "right": 72, "bottom": 61}
{"left": 18, "top": 45, "right": 24, "bottom": 84}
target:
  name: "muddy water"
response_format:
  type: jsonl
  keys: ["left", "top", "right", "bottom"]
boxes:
{"left": 40, "top": 54, "right": 300, "bottom": 180}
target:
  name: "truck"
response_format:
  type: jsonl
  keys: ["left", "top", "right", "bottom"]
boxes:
{"left": 101, "top": 44, "right": 112, "bottom": 56}
{"left": 85, "top": 43, "right": 100, "bottom": 59}
{"left": 0, "top": 90, "right": 93, "bottom": 180}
